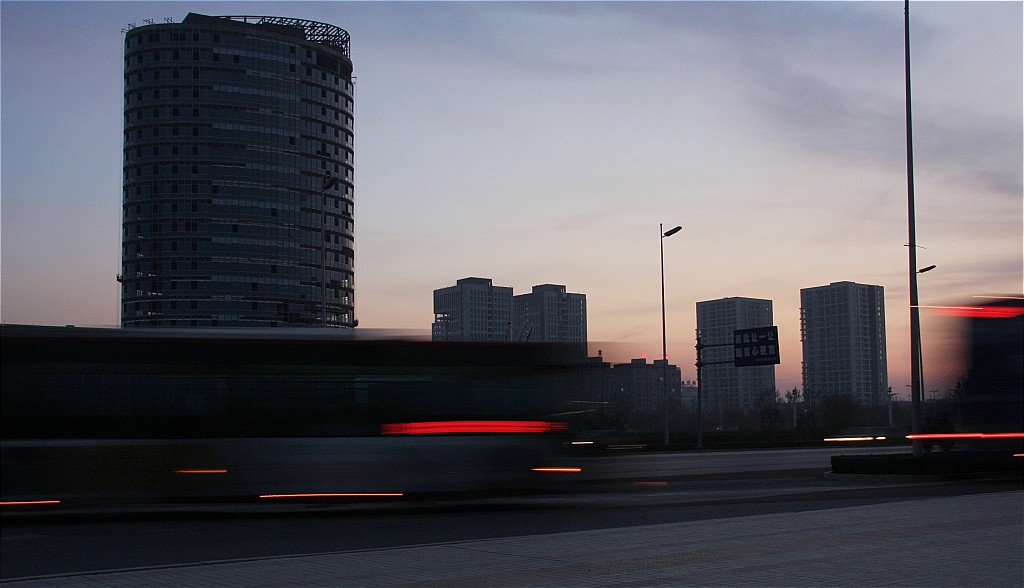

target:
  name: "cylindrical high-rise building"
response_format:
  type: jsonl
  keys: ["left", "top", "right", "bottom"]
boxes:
{"left": 121, "top": 14, "right": 355, "bottom": 327}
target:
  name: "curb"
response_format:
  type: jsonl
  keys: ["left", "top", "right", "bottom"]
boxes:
{"left": 824, "top": 470, "right": 1022, "bottom": 483}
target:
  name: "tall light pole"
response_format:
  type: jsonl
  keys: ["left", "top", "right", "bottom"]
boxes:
{"left": 916, "top": 264, "right": 936, "bottom": 412}
{"left": 660, "top": 223, "right": 682, "bottom": 446}
{"left": 904, "top": 0, "right": 925, "bottom": 457}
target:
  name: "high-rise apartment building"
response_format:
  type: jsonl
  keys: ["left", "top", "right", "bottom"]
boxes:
{"left": 696, "top": 297, "right": 776, "bottom": 425}
{"left": 121, "top": 14, "right": 355, "bottom": 327}
{"left": 800, "top": 281, "right": 887, "bottom": 404}
{"left": 613, "top": 358, "right": 683, "bottom": 416}
{"left": 432, "top": 278, "right": 513, "bottom": 341}
{"left": 578, "top": 354, "right": 686, "bottom": 431}
{"left": 512, "top": 284, "right": 587, "bottom": 348}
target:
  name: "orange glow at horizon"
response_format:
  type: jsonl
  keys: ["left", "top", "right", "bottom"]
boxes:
{"left": 531, "top": 467, "right": 582, "bottom": 473}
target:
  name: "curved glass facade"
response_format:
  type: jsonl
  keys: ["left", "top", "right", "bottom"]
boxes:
{"left": 121, "top": 14, "right": 355, "bottom": 328}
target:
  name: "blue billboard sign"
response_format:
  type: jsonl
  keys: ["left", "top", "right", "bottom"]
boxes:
{"left": 733, "top": 326, "right": 780, "bottom": 367}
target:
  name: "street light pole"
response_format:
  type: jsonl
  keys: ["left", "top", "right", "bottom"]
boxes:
{"left": 917, "top": 264, "right": 936, "bottom": 409}
{"left": 660, "top": 223, "right": 682, "bottom": 446}
{"left": 904, "top": 0, "right": 925, "bottom": 457}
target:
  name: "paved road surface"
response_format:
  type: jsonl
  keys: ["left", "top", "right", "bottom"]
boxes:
{"left": 3, "top": 445, "right": 1018, "bottom": 584}
{"left": 2, "top": 488, "right": 1019, "bottom": 587}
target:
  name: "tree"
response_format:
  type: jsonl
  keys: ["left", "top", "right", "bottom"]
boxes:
{"left": 784, "top": 388, "right": 801, "bottom": 429}
{"left": 756, "top": 388, "right": 786, "bottom": 433}
{"left": 818, "top": 394, "right": 860, "bottom": 432}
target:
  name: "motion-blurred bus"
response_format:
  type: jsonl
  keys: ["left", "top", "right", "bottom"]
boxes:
{"left": 1, "top": 325, "right": 583, "bottom": 508}
{"left": 910, "top": 296, "right": 1023, "bottom": 454}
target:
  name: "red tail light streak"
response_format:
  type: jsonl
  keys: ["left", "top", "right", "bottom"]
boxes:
{"left": 0, "top": 500, "right": 61, "bottom": 506}
{"left": 905, "top": 432, "right": 1024, "bottom": 440}
{"left": 259, "top": 493, "right": 404, "bottom": 499}
{"left": 917, "top": 305, "right": 1024, "bottom": 319}
{"left": 382, "top": 420, "right": 568, "bottom": 435}
{"left": 530, "top": 467, "right": 582, "bottom": 473}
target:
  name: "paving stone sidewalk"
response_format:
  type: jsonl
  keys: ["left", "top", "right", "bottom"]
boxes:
{"left": 4, "top": 491, "right": 1021, "bottom": 587}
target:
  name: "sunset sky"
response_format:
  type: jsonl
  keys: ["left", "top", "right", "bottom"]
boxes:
{"left": 2, "top": 1, "right": 1021, "bottom": 395}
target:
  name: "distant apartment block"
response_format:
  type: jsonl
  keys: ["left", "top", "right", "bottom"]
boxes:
{"left": 800, "top": 281, "right": 888, "bottom": 405}
{"left": 696, "top": 297, "right": 776, "bottom": 425}
{"left": 432, "top": 278, "right": 513, "bottom": 341}
{"left": 433, "top": 280, "right": 588, "bottom": 349}
{"left": 614, "top": 358, "right": 682, "bottom": 415}
{"left": 580, "top": 354, "right": 683, "bottom": 420}
{"left": 513, "top": 284, "right": 587, "bottom": 350}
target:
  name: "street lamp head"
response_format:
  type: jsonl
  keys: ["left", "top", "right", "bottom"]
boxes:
{"left": 918, "top": 264, "right": 937, "bottom": 274}
{"left": 663, "top": 225, "right": 683, "bottom": 238}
